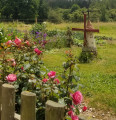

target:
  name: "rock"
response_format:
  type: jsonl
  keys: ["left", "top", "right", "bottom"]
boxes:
{"left": 92, "top": 115, "right": 96, "bottom": 118}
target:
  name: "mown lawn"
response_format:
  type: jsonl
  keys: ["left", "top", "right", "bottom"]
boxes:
{"left": 42, "top": 42, "right": 116, "bottom": 114}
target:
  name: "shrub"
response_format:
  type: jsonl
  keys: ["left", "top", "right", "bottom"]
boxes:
{"left": 79, "top": 51, "right": 97, "bottom": 63}
{"left": 48, "top": 10, "right": 62, "bottom": 23}
{"left": 0, "top": 37, "right": 85, "bottom": 120}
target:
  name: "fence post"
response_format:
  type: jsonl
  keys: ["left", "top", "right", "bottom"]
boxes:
{"left": 21, "top": 91, "right": 36, "bottom": 120}
{"left": 0, "top": 81, "right": 3, "bottom": 120}
{"left": 45, "top": 100, "right": 65, "bottom": 120}
{"left": 1, "top": 84, "right": 15, "bottom": 120}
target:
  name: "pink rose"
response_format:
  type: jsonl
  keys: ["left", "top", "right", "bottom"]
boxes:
{"left": 6, "top": 74, "right": 17, "bottom": 82}
{"left": 7, "top": 58, "right": 15, "bottom": 62}
{"left": 70, "top": 105, "right": 74, "bottom": 109}
{"left": 68, "top": 110, "right": 74, "bottom": 116}
{"left": 42, "top": 78, "right": 48, "bottom": 83}
{"left": 70, "top": 91, "right": 83, "bottom": 105}
{"left": 83, "top": 106, "right": 87, "bottom": 112}
{"left": 47, "top": 71, "right": 56, "bottom": 78}
{"left": 54, "top": 78, "right": 60, "bottom": 84}
{"left": 12, "top": 61, "right": 16, "bottom": 67}
{"left": 34, "top": 48, "right": 42, "bottom": 55}
{"left": 6, "top": 40, "right": 12, "bottom": 45}
{"left": 25, "top": 40, "right": 30, "bottom": 46}
{"left": 14, "top": 37, "right": 21, "bottom": 46}
{"left": 71, "top": 115, "right": 79, "bottom": 120}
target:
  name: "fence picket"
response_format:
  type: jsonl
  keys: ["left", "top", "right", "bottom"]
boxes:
{"left": 21, "top": 91, "right": 36, "bottom": 120}
{"left": 45, "top": 100, "right": 65, "bottom": 120}
{"left": 1, "top": 84, "right": 15, "bottom": 120}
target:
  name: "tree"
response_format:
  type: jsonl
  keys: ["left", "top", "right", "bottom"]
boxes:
{"left": 71, "top": 4, "right": 80, "bottom": 13}
{"left": 0, "top": 0, "right": 38, "bottom": 22}
{"left": 38, "top": 0, "right": 49, "bottom": 22}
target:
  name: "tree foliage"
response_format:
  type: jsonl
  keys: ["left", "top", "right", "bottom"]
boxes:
{"left": 0, "top": 0, "right": 116, "bottom": 22}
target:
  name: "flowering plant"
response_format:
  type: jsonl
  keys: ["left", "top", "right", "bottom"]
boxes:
{"left": 0, "top": 36, "right": 86, "bottom": 120}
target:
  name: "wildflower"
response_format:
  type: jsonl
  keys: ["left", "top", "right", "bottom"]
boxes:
{"left": 43, "top": 33, "right": 47, "bottom": 38}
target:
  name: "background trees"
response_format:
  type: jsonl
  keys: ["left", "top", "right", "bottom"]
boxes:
{"left": 0, "top": 0, "right": 115, "bottom": 23}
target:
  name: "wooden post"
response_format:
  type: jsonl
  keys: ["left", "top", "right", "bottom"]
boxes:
{"left": 21, "top": 91, "right": 36, "bottom": 120}
{"left": 0, "top": 81, "right": 3, "bottom": 120}
{"left": 45, "top": 100, "right": 65, "bottom": 120}
{"left": 1, "top": 84, "right": 15, "bottom": 120}
{"left": 84, "top": 14, "right": 87, "bottom": 47}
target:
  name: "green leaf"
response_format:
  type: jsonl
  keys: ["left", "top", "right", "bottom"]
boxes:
{"left": 58, "top": 98, "right": 66, "bottom": 106}
{"left": 74, "top": 75, "right": 80, "bottom": 82}
{"left": 24, "top": 63, "right": 31, "bottom": 70}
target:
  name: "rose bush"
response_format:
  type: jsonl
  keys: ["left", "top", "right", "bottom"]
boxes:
{"left": 0, "top": 36, "right": 86, "bottom": 120}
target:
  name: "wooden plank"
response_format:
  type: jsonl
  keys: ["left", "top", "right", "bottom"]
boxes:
{"left": 84, "top": 14, "right": 87, "bottom": 46}
{"left": 86, "top": 29, "right": 99, "bottom": 32}
{"left": 72, "top": 28, "right": 84, "bottom": 31}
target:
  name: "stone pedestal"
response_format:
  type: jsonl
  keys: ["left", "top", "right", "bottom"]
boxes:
{"left": 82, "top": 20, "right": 97, "bottom": 55}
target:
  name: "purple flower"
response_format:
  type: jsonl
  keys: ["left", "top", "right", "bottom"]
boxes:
{"left": 43, "top": 33, "right": 47, "bottom": 38}
{"left": 36, "top": 32, "right": 39, "bottom": 34}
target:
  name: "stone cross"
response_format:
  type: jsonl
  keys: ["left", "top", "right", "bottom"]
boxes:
{"left": 72, "top": 14, "right": 99, "bottom": 54}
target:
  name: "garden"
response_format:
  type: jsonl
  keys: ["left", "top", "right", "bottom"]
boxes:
{"left": 0, "top": 21, "right": 116, "bottom": 120}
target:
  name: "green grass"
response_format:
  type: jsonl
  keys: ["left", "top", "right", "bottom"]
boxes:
{"left": 47, "top": 22, "right": 116, "bottom": 39}
{"left": 43, "top": 43, "right": 116, "bottom": 114}
{"left": 0, "top": 21, "right": 116, "bottom": 114}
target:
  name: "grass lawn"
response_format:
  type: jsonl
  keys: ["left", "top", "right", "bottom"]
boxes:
{"left": 47, "top": 22, "right": 116, "bottom": 39}
{"left": 42, "top": 42, "right": 116, "bottom": 114}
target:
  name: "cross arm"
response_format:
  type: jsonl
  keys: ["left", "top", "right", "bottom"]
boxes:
{"left": 72, "top": 28, "right": 99, "bottom": 33}
{"left": 86, "top": 29, "right": 99, "bottom": 33}
{"left": 72, "top": 28, "right": 84, "bottom": 31}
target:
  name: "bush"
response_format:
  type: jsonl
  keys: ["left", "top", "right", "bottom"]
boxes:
{"left": 79, "top": 51, "right": 97, "bottom": 63}
{"left": 0, "top": 37, "right": 85, "bottom": 120}
{"left": 48, "top": 10, "right": 62, "bottom": 23}
{"left": 45, "top": 30, "right": 67, "bottom": 50}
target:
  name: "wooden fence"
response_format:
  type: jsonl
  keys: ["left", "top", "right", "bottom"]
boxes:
{"left": 0, "top": 81, "right": 65, "bottom": 120}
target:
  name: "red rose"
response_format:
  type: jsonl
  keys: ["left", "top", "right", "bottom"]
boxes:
{"left": 71, "top": 115, "right": 79, "bottom": 120}
{"left": 83, "top": 106, "right": 87, "bottom": 112}
{"left": 68, "top": 110, "right": 74, "bottom": 116}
